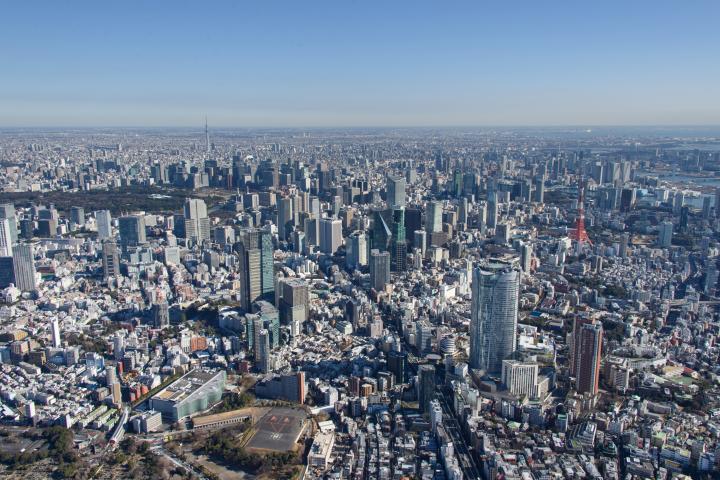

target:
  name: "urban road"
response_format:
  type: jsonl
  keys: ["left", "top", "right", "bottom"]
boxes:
{"left": 435, "top": 388, "right": 482, "bottom": 480}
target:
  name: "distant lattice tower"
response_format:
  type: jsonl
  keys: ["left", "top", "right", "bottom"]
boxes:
{"left": 570, "top": 178, "right": 592, "bottom": 246}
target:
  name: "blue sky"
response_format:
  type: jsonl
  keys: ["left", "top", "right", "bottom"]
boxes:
{"left": 1, "top": 1, "right": 719, "bottom": 127}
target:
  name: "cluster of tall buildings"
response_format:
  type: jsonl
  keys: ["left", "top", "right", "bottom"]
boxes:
{"left": 3, "top": 128, "right": 720, "bottom": 479}
{"left": 0, "top": 204, "right": 38, "bottom": 293}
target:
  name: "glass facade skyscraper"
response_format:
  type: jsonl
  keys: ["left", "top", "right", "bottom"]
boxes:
{"left": 469, "top": 263, "right": 520, "bottom": 374}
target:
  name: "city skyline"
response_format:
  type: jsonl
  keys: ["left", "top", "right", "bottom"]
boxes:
{"left": 2, "top": 1, "right": 720, "bottom": 127}
{"left": 3, "top": 3, "right": 720, "bottom": 478}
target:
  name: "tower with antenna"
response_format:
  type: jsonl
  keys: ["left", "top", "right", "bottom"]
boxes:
{"left": 205, "top": 116, "right": 210, "bottom": 155}
{"left": 570, "top": 177, "right": 591, "bottom": 251}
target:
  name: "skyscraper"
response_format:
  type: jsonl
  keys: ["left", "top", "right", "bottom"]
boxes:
{"left": 418, "top": 364, "right": 436, "bottom": 413}
{"left": 487, "top": 199, "right": 498, "bottom": 228}
{"left": 346, "top": 231, "right": 368, "bottom": 269}
{"left": 469, "top": 263, "right": 520, "bottom": 374}
{"left": 658, "top": 220, "right": 673, "bottom": 248}
{"left": 0, "top": 257, "right": 14, "bottom": 288}
{"left": 256, "top": 329, "right": 271, "bottom": 373}
{"left": 119, "top": 215, "right": 146, "bottom": 247}
{"left": 153, "top": 302, "right": 170, "bottom": 328}
{"left": 413, "top": 229, "right": 427, "bottom": 257}
{"left": 96, "top": 210, "right": 112, "bottom": 240}
{"left": 277, "top": 196, "right": 294, "bottom": 240}
{"left": 319, "top": 217, "right": 342, "bottom": 255}
{"left": 279, "top": 278, "right": 309, "bottom": 337}
{"left": 303, "top": 216, "right": 319, "bottom": 247}
{"left": 369, "top": 249, "right": 391, "bottom": 291}
{"left": 0, "top": 218, "right": 12, "bottom": 257}
{"left": 102, "top": 242, "right": 120, "bottom": 280}
{"left": 238, "top": 242, "right": 262, "bottom": 311}
{"left": 533, "top": 177, "right": 545, "bottom": 203}
{"left": 576, "top": 323, "right": 603, "bottom": 395}
{"left": 458, "top": 197, "right": 469, "bottom": 225}
{"left": 183, "top": 198, "right": 210, "bottom": 246}
{"left": 371, "top": 209, "right": 391, "bottom": 252}
{"left": 391, "top": 208, "right": 407, "bottom": 273}
{"left": 259, "top": 229, "right": 275, "bottom": 301}
{"left": 70, "top": 206, "right": 85, "bottom": 228}
{"left": 425, "top": 201, "right": 442, "bottom": 233}
{"left": 12, "top": 243, "right": 37, "bottom": 292}
{"left": 0, "top": 203, "right": 18, "bottom": 244}
{"left": 51, "top": 319, "right": 62, "bottom": 348}
{"left": 237, "top": 228, "right": 274, "bottom": 302}
{"left": 520, "top": 243, "right": 532, "bottom": 274}
{"left": 387, "top": 175, "right": 406, "bottom": 208}
{"left": 388, "top": 350, "right": 407, "bottom": 384}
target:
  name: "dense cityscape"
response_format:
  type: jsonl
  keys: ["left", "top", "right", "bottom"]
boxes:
{"left": 0, "top": 126, "right": 719, "bottom": 479}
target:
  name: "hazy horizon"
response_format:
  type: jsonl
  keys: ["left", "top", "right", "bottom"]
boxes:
{"left": 2, "top": 1, "right": 719, "bottom": 127}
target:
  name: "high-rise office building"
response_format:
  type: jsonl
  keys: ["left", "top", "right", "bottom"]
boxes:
{"left": 278, "top": 278, "right": 309, "bottom": 338}
{"left": 0, "top": 204, "right": 18, "bottom": 244}
{"left": 183, "top": 198, "right": 210, "bottom": 246}
{"left": 346, "top": 231, "right": 368, "bottom": 269}
{"left": 487, "top": 199, "right": 498, "bottom": 228}
{"left": 533, "top": 178, "right": 545, "bottom": 203}
{"left": 303, "top": 216, "right": 319, "bottom": 247}
{"left": 501, "top": 359, "right": 538, "bottom": 399}
{"left": 12, "top": 243, "right": 37, "bottom": 292}
{"left": 415, "top": 321, "right": 432, "bottom": 353}
{"left": 369, "top": 249, "right": 391, "bottom": 291}
{"left": 105, "top": 365, "right": 117, "bottom": 387}
{"left": 391, "top": 208, "right": 407, "bottom": 273}
{"left": 213, "top": 225, "right": 235, "bottom": 244}
{"left": 569, "top": 316, "right": 595, "bottom": 377}
{"left": 238, "top": 228, "right": 274, "bottom": 302}
{"left": 0, "top": 256, "right": 14, "bottom": 288}
{"left": 425, "top": 201, "right": 442, "bottom": 233}
{"left": 245, "top": 314, "right": 263, "bottom": 351}
{"left": 371, "top": 209, "right": 391, "bottom": 252}
{"left": 277, "top": 196, "right": 294, "bottom": 240}
{"left": 96, "top": 210, "right": 112, "bottom": 240}
{"left": 0, "top": 218, "right": 12, "bottom": 257}
{"left": 113, "top": 333, "right": 125, "bottom": 360}
{"left": 70, "top": 206, "right": 85, "bottom": 228}
{"left": 658, "top": 220, "right": 673, "bottom": 248}
{"left": 520, "top": 243, "right": 532, "bottom": 274}
{"left": 153, "top": 302, "right": 170, "bottom": 328}
{"left": 469, "top": 263, "right": 520, "bottom": 373}
{"left": 256, "top": 329, "right": 271, "bottom": 373}
{"left": 495, "top": 222, "right": 511, "bottom": 244}
{"left": 253, "top": 301, "right": 280, "bottom": 348}
{"left": 386, "top": 175, "right": 406, "bottom": 208}
{"left": 259, "top": 229, "right": 274, "bottom": 300}
{"left": 51, "top": 319, "right": 62, "bottom": 348}
{"left": 704, "top": 261, "right": 718, "bottom": 296}
{"left": 458, "top": 197, "right": 469, "bottom": 225}
{"left": 238, "top": 242, "right": 262, "bottom": 311}
{"left": 413, "top": 230, "right": 427, "bottom": 257}
{"left": 102, "top": 242, "right": 120, "bottom": 280}
{"left": 319, "top": 217, "right": 342, "bottom": 255}
{"left": 37, "top": 218, "right": 57, "bottom": 237}
{"left": 576, "top": 323, "right": 603, "bottom": 395}
{"left": 388, "top": 350, "right": 407, "bottom": 384}
{"left": 19, "top": 219, "right": 34, "bottom": 240}
{"left": 418, "top": 364, "right": 436, "bottom": 413}
{"left": 119, "top": 215, "right": 146, "bottom": 247}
